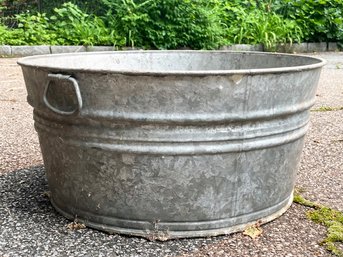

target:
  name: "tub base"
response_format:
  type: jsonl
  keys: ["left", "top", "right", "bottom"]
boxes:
{"left": 51, "top": 191, "right": 293, "bottom": 240}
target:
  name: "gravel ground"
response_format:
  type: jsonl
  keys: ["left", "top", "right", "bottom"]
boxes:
{"left": 0, "top": 53, "right": 342, "bottom": 257}
{"left": 296, "top": 52, "right": 343, "bottom": 211}
{"left": 0, "top": 59, "right": 41, "bottom": 174}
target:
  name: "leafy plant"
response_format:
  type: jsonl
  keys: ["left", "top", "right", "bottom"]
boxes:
{"left": 1, "top": 0, "right": 343, "bottom": 47}
{"left": 0, "top": 23, "right": 9, "bottom": 44}
{"left": 14, "top": 11, "right": 57, "bottom": 45}
{"left": 0, "top": 27, "right": 26, "bottom": 45}
{"left": 276, "top": 0, "right": 343, "bottom": 43}
{"left": 0, "top": 0, "right": 106, "bottom": 16}
{"left": 223, "top": 4, "right": 303, "bottom": 50}
{"left": 101, "top": 0, "right": 227, "bottom": 49}
{"left": 51, "top": 2, "right": 121, "bottom": 46}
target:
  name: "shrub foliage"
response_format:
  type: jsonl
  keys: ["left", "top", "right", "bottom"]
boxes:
{"left": 0, "top": 0, "right": 343, "bottom": 49}
{"left": 102, "top": 0, "right": 226, "bottom": 49}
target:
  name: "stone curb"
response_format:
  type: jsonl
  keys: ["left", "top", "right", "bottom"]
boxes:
{"left": 221, "top": 43, "right": 342, "bottom": 53}
{"left": 0, "top": 45, "right": 11, "bottom": 56}
{"left": 220, "top": 44, "right": 264, "bottom": 51}
{"left": 11, "top": 45, "right": 50, "bottom": 57}
{"left": 0, "top": 45, "right": 126, "bottom": 57}
{"left": 0, "top": 43, "right": 341, "bottom": 57}
{"left": 50, "top": 45, "right": 86, "bottom": 54}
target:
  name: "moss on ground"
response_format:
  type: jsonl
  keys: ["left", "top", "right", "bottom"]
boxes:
{"left": 312, "top": 106, "right": 343, "bottom": 112}
{"left": 293, "top": 193, "right": 343, "bottom": 257}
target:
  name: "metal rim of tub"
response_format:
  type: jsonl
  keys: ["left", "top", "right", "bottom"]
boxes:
{"left": 17, "top": 50, "right": 326, "bottom": 76}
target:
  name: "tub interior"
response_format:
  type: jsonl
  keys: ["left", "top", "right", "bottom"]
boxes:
{"left": 18, "top": 51, "right": 323, "bottom": 73}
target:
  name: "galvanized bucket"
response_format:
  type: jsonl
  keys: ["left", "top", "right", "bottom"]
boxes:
{"left": 18, "top": 51, "right": 325, "bottom": 240}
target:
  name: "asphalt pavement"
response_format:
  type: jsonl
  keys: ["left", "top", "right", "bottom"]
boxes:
{"left": 0, "top": 52, "right": 342, "bottom": 257}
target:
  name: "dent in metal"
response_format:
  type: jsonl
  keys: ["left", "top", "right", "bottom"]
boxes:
{"left": 230, "top": 74, "right": 244, "bottom": 85}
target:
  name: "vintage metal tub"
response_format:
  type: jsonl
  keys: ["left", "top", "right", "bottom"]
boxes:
{"left": 18, "top": 51, "right": 325, "bottom": 240}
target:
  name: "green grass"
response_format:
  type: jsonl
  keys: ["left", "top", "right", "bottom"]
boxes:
{"left": 294, "top": 193, "right": 343, "bottom": 256}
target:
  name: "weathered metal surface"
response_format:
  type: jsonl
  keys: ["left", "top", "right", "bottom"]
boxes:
{"left": 18, "top": 51, "right": 325, "bottom": 240}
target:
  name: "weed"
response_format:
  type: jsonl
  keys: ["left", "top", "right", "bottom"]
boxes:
{"left": 293, "top": 193, "right": 322, "bottom": 208}
{"left": 51, "top": 2, "right": 119, "bottom": 46}
{"left": 222, "top": 2, "right": 303, "bottom": 50}
{"left": 294, "top": 193, "right": 343, "bottom": 256}
{"left": 312, "top": 106, "right": 343, "bottom": 112}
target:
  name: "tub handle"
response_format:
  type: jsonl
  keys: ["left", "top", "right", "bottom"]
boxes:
{"left": 43, "top": 74, "right": 83, "bottom": 116}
